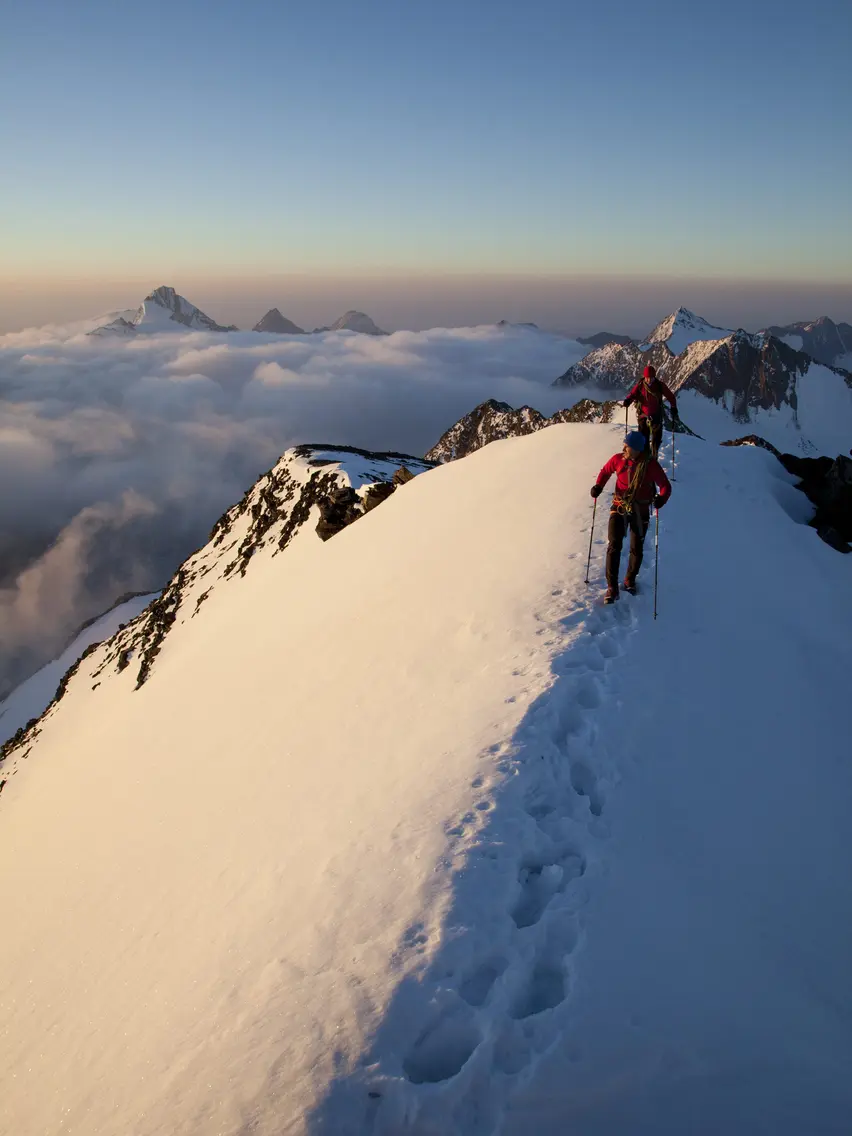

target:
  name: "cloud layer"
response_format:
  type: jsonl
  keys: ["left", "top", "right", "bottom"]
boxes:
{"left": 0, "top": 322, "right": 584, "bottom": 696}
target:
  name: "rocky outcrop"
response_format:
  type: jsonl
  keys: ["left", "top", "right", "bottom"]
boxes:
{"left": 253, "top": 309, "right": 305, "bottom": 334}
{"left": 316, "top": 466, "right": 416, "bottom": 540}
{"left": 665, "top": 330, "right": 852, "bottom": 424}
{"left": 90, "top": 447, "right": 432, "bottom": 692}
{"left": 721, "top": 436, "right": 852, "bottom": 552}
{"left": 426, "top": 398, "right": 621, "bottom": 463}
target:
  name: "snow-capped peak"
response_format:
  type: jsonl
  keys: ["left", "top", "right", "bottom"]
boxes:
{"left": 89, "top": 286, "right": 238, "bottom": 336}
{"left": 640, "top": 306, "right": 733, "bottom": 356}
{"left": 327, "top": 310, "right": 389, "bottom": 335}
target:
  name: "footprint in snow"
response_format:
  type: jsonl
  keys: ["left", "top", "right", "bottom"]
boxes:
{"left": 510, "top": 914, "right": 579, "bottom": 1021}
{"left": 402, "top": 1004, "right": 481, "bottom": 1085}
{"left": 510, "top": 849, "right": 586, "bottom": 930}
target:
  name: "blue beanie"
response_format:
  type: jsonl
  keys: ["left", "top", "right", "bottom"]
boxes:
{"left": 624, "top": 431, "right": 646, "bottom": 452}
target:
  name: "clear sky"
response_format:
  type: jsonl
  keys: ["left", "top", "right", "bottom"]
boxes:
{"left": 1, "top": 0, "right": 850, "bottom": 326}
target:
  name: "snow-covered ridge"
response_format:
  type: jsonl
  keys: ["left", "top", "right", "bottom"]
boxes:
{"left": 0, "top": 444, "right": 432, "bottom": 763}
{"left": 1, "top": 424, "right": 850, "bottom": 1136}
{"left": 90, "top": 285, "right": 237, "bottom": 336}
{"left": 640, "top": 306, "right": 733, "bottom": 356}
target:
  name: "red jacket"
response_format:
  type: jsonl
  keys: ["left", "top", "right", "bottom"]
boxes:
{"left": 626, "top": 377, "right": 677, "bottom": 420}
{"left": 596, "top": 454, "right": 672, "bottom": 507}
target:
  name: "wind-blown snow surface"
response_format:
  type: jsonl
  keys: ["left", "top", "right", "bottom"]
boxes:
{"left": 1, "top": 426, "right": 851, "bottom": 1136}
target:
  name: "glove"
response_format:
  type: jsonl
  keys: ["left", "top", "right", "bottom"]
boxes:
{"left": 653, "top": 494, "right": 666, "bottom": 509}
{"left": 622, "top": 398, "right": 631, "bottom": 408}
{"left": 671, "top": 406, "right": 679, "bottom": 421}
{"left": 590, "top": 485, "right": 602, "bottom": 498}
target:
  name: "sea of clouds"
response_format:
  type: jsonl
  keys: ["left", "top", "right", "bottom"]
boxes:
{"left": 0, "top": 321, "right": 586, "bottom": 696}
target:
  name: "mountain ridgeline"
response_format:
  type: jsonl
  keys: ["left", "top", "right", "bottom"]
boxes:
{"left": 89, "top": 287, "right": 388, "bottom": 337}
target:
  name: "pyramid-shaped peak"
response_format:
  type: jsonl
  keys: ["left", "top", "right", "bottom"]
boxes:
{"left": 641, "top": 307, "right": 733, "bottom": 356}
{"left": 253, "top": 309, "right": 306, "bottom": 334}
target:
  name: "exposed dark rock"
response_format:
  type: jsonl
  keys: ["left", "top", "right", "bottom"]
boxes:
{"left": 720, "top": 435, "right": 781, "bottom": 456}
{"left": 426, "top": 398, "right": 621, "bottom": 463}
{"left": 552, "top": 399, "right": 620, "bottom": 425}
{"left": 721, "top": 436, "right": 852, "bottom": 552}
{"left": 361, "top": 481, "right": 396, "bottom": 513}
{"left": 316, "top": 486, "right": 363, "bottom": 541}
{"left": 577, "top": 332, "right": 634, "bottom": 348}
{"left": 665, "top": 331, "right": 852, "bottom": 422}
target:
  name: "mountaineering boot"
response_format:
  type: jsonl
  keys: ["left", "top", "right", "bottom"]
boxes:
{"left": 604, "top": 586, "right": 619, "bottom": 605}
{"left": 623, "top": 577, "right": 637, "bottom": 595}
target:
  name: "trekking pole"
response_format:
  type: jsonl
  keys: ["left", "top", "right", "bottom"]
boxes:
{"left": 584, "top": 499, "right": 597, "bottom": 585}
{"left": 624, "top": 404, "right": 628, "bottom": 431}
{"left": 658, "top": 506, "right": 663, "bottom": 622}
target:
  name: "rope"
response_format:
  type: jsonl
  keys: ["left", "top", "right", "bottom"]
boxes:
{"left": 612, "top": 454, "right": 650, "bottom": 516}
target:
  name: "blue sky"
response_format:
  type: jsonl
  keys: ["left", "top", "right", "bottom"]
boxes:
{"left": 2, "top": 0, "right": 851, "bottom": 283}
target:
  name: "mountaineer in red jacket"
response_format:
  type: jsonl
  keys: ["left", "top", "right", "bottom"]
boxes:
{"left": 591, "top": 430, "right": 672, "bottom": 603}
{"left": 624, "top": 364, "right": 678, "bottom": 458}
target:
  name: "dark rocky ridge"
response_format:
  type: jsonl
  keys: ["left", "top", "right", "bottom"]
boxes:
{"left": 721, "top": 436, "right": 852, "bottom": 552}
{"left": 0, "top": 445, "right": 432, "bottom": 772}
{"left": 426, "top": 398, "right": 620, "bottom": 464}
{"left": 761, "top": 316, "right": 852, "bottom": 368}
{"left": 666, "top": 331, "right": 852, "bottom": 421}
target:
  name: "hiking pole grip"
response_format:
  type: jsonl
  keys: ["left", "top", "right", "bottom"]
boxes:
{"left": 658, "top": 508, "right": 663, "bottom": 622}
{"left": 585, "top": 498, "right": 597, "bottom": 585}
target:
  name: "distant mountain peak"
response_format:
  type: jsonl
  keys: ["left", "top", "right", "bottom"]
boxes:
{"left": 760, "top": 315, "right": 852, "bottom": 368}
{"left": 553, "top": 340, "right": 673, "bottom": 390}
{"left": 327, "top": 311, "right": 388, "bottom": 336}
{"left": 90, "top": 285, "right": 237, "bottom": 336}
{"left": 640, "top": 307, "right": 732, "bottom": 355}
{"left": 252, "top": 309, "right": 305, "bottom": 334}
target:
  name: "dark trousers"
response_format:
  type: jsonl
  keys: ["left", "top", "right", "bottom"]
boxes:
{"left": 606, "top": 504, "right": 650, "bottom": 589}
{"left": 637, "top": 414, "right": 663, "bottom": 458}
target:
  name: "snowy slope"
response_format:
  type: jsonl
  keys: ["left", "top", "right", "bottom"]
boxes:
{"left": 1, "top": 426, "right": 850, "bottom": 1136}
{"left": 90, "top": 286, "right": 237, "bottom": 335}
{"left": 641, "top": 306, "right": 733, "bottom": 355}
{"left": 0, "top": 593, "right": 155, "bottom": 746}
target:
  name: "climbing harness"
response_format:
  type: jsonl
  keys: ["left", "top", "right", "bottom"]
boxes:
{"left": 612, "top": 454, "right": 650, "bottom": 516}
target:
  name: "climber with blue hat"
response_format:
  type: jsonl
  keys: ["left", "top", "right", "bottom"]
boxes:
{"left": 590, "top": 429, "right": 672, "bottom": 603}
